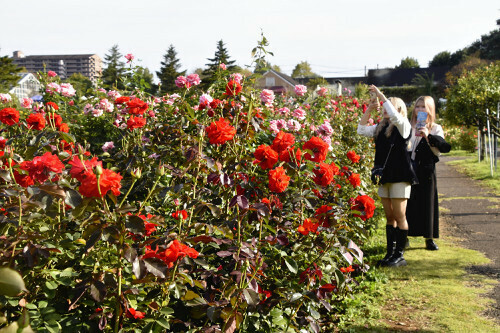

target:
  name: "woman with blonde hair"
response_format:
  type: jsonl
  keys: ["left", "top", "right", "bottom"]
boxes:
{"left": 358, "top": 85, "right": 417, "bottom": 267}
{"left": 406, "top": 96, "right": 451, "bottom": 250}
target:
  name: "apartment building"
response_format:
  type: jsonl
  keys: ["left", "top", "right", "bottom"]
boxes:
{"left": 12, "top": 51, "right": 102, "bottom": 83}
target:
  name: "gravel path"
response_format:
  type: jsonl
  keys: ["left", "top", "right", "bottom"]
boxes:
{"left": 437, "top": 155, "right": 500, "bottom": 322}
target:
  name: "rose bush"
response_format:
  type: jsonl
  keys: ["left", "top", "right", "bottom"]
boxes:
{"left": 0, "top": 57, "right": 380, "bottom": 332}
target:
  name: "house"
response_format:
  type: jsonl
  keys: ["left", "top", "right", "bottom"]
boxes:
{"left": 9, "top": 73, "right": 41, "bottom": 101}
{"left": 255, "top": 69, "right": 300, "bottom": 94}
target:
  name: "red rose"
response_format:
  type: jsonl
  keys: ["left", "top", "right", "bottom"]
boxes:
{"left": 253, "top": 145, "right": 278, "bottom": 170}
{"left": 298, "top": 218, "right": 320, "bottom": 235}
{"left": 68, "top": 156, "right": 102, "bottom": 182}
{"left": 314, "top": 205, "right": 333, "bottom": 227}
{"left": 127, "top": 116, "right": 147, "bottom": 130}
{"left": 126, "top": 308, "right": 145, "bottom": 320}
{"left": 206, "top": 118, "right": 236, "bottom": 145}
{"left": 268, "top": 167, "right": 290, "bottom": 193}
{"left": 0, "top": 137, "right": 6, "bottom": 149}
{"left": 313, "top": 162, "right": 337, "bottom": 187}
{"left": 78, "top": 168, "right": 122, "bottom": 198}
{"left": 271, "top": 131, "right": 295, "bottom": 153}
{"left": 346, "top": 150, "right": 360, "bottom": 163}
{"left": 302, "top": 137, "right": 329, "bottom": 163}
{"left": 58, "top": 123, "right": 69, "bottom": 132}
{"left": 126, "top": 98, "right": 148, "bottom": 115}
{"left": 351, "top": 195, "right": 375, "bottom": 221}
{"left": 143, "top": 240, "right": 198, "bottom": 268}
{"left": 0, "top": 108, "right": 20, "bottom": 126}
{"left": 279, "top": 147, "right": 302, "bottom": 164}
{"left": 46, "top": 113, "right": 63, "bottom": 127}
{"left": 209, "top": 99, "right": 222, "bottom": 109}
{"left": 14, "top": 171, "right": 34, "bottom": 188}
{"left": 172, "top": 210, "right": 188, "bottom": 220}
{"left": 46, "top": 102, "right": 59, "bottom": 111}
{"left": 348, "top": 173, "right": 361, "bottom": 188}
{"left": 20, "top": 152, "right": 65, "bottom": 184}
{"left": 114, "top": 96, "right": 131, "bottom": 104}
{"left": 225, "top": 80, "right": 242, "bottom": 96}
{"left": 26, "top": 113, "right": 46, "bottom": 130}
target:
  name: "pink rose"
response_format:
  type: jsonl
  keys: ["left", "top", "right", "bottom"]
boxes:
{"left": 187, "top": 74, "right": 201, "bottom": 86}
{"left": 125, "top": 53, "right": 134, "bottom": 63}
{"left": 230, "top": 73, "right": 243, "bottom": 84}
{"left": 47, "top": 71, "right": 58, "bottom": 77}
{"left": 22, "top": 98, "right": 33, "bottom": 109}
{"left": 260, "top": 89, "right": 275, "bottom": 105}
{"left": 102, "top": 141, "right": 115, "bottom": 152}
{"left": 175, "top": 76, "right": 189, "bottom": 88}
{"left": 219, "top": 63, "right": 227, "bottom": 70}
{"left": 294, "top": 85, "right": 307, "bottom": 96}
{"left": 292, "top": 108, "right": 306, "bottom": 120}
{"left": 317, "top": 87, "right": 328, "bottom": 97}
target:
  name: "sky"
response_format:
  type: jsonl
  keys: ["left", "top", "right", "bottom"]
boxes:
{"left": 1, "top": 0, "right": 499, "bottom": 81}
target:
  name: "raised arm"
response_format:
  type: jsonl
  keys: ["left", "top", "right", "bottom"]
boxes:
{"left": 369, "top": 85, "right": 411, "bottom": 139}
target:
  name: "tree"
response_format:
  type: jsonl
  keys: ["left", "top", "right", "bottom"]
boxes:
{"left": 0, "top": 55, "right": 23, "bottom": 92}
{"left": 202, "top": 40, "right": 237, "bottom": 87}
{"left": 254, "top": 61, "right": 281, "bottom": 74}
{"left": 395, "top": 57, "right": 420, "bottom": 69}
{"left": 132, "top": 67, "right": 157, "bottom": 95}
{"left": 306, "top": 77, "right": 328, "bottom": 91}
{"left": 101, "top": 45, "right": 126, "bottom": 90}
{"left": 66, "top": 73, "right": 93, "bottom": 95}
{"left": 411, "top": 72, "right": 435, "bottom": 96}
{"left": 445, "top": 62, "right": 500, "bottom": 157}
{"left": 429, "top": 51, "right": 452, "bottom": 67}
{"left": 156, "top": 45, "right": 186, "bottom": 94}
{"left": 291, "top": 61, "right": 317, "bottom": 79}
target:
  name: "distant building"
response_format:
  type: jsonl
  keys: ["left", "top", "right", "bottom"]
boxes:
{"left": 9, "top": 73, "right": 41, "bottom": 101}
{"left": 11, "top": 51, "right": 102, "bottom": 83}
{"left": 255, "top": 69, "right": 300, "bottom": 94}
{"left": 366, "top": 67, "right": 450, "bottom": 87}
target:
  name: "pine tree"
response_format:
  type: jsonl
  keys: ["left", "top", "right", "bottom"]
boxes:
{"left": 156, "top": 45, "right": 186, "bottom": 94}
{"left": 0, "top": 55, "right": 23, "bottom": 92}
{"left": 202, "top": 40, "right": 237, "bottom": 87}
{"left": 101, "top": 45, "right": 126, "bottom": 90}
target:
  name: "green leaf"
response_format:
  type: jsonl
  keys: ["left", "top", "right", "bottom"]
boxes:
{"left": 242, "top": 289, "right": 260, "bottom": 306}
{"left": 59, "top": 132, "right": 75, "bottom": 144}
{"left": 284, "top": 257, "right": 298, "bottom": 274}
{"left": 64, "top": 189, "right": 82, "bottom": 209}
{"left": 0, "top": 268, "right": 27, "bottom": 296}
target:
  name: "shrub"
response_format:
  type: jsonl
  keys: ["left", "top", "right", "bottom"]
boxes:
{"left": 0, "top": 61, "right": 378, "bottom": 332}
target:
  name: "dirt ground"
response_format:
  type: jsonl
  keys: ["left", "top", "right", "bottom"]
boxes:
{"left": 436, "top": 156, "right": 500, "bottom": 323}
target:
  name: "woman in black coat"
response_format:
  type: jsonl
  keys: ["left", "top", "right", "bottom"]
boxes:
{"left": 406, "top": 96, "right": 451, "bottom": 250}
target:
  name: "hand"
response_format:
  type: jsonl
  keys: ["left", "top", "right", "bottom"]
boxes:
{"left": 418, "top": 127, "right": 429, "bottom": 138}
{"left": 369, "top": 85, "right": 386, "bottom": 102}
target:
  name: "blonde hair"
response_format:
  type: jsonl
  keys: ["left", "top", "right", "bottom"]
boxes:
{"left": 411, "top": 96, "right": 435, "bottom": 129}
{"left": 375, "top": 97, "right": 407, "bottom": 138}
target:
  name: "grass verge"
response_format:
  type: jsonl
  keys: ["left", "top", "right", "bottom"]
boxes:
{"left": 336, "top": 216, "right": 499, "bottom": 333}
{"left": 444, "top": 154, "right": 500, "bottom": 195}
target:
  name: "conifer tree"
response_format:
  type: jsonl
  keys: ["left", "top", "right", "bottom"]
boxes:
{"left": 202, "top": 40, "right": 237, "bottom": 87}
{"left": 101, "top": 45, "right": 126, "bottom": 90}
{"left": 0, "top": 55, "right": 23, "bottom": 92}
{"left": 156, "top": 45, "right": 186, "bottom": 94}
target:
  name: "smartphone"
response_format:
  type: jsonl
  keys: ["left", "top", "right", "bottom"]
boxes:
{"left": 415, "top": 111, "right": 428, "bottom": 137}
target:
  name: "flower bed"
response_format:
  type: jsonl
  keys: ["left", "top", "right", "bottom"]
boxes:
{"left": 0, "top": 64, "right": 378, "bottom": 332}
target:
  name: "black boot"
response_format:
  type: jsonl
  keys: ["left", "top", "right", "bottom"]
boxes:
{"left": 386, "top": 228, "right": 408, "bottom": 267}
{"left": 377, "top": 225, "right": 396, "bottom": 267}
{"left": 426, "top": 238, "right": 439, "bottom": 251}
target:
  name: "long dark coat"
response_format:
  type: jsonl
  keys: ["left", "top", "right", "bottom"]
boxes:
{"left": 406, "top": 133, "right": 451, "bottom": 238}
